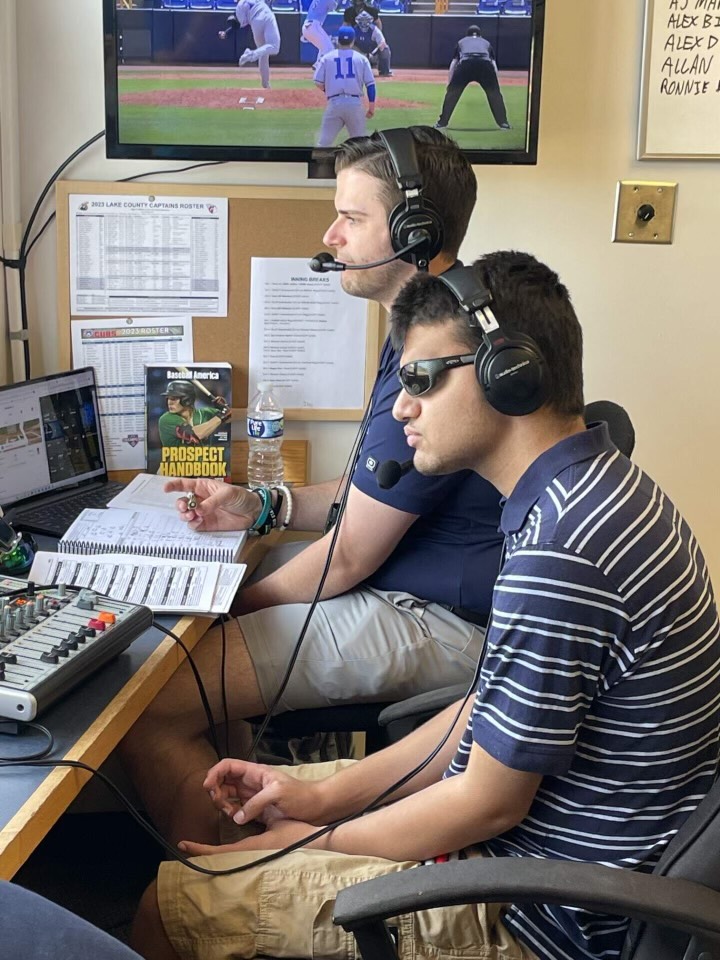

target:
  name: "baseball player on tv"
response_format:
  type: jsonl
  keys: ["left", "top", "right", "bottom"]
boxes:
{"left": 218, "top": 0, "right": 280, "bottom": 90}
{"left": 302, "top": 0, "right": 338, "bottom": 69}
{"left": 313, "top": 25, "right": 376, "bottom": 147}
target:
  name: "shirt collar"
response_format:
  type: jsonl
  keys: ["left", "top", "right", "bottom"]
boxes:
{"left": 500, "top": 422, "right": 615, "bottom": 535}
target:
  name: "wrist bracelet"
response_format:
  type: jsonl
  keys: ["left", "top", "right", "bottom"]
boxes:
{"left": 249, "top": 487, "right": 272, "bottom": 534}
{"left": 274, "top": 484, "right": 293, "bottom": 531}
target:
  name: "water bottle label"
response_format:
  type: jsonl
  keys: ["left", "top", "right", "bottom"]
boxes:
{"left": 247, "top": 416, "right": 284, "bottom": 439}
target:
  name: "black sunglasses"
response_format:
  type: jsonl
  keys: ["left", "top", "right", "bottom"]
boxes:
{"left": 397, "top": 353, "right": 476, "bottom": 397}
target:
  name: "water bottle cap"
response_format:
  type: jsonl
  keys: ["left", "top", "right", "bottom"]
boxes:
{"left": 257, "top": 381, "right": 272, "bottom": 392}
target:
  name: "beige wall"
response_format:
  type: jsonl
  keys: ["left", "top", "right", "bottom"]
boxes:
{"left": 11, "top": 0, "right": 720, "bottom": 578}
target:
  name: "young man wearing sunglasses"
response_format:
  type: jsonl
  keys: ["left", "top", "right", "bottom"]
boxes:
{"left": 120, "top": 127, "right": 505, "bottom": 848}
{"left": 133, "top": 250, "right": 720, "bottom": 960}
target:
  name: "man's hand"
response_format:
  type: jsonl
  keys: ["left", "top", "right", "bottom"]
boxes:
{"left": 366, "top": 106, "right": 375, "bottom": 119}
{"left": 218, "top": 29, "right": 227, "bottom": 39}
{"left": 178, "top": 819, "right": 326, "bottom": 858}
{"left": 163, "top": 479, "right": 261, "bottom": 531}
{"left": 201, "top": 758, "right": 329, "bottom": 826}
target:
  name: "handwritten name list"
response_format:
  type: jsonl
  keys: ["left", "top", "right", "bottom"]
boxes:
{"left": 641, "top": 0, "right": 720, "bottom": 156}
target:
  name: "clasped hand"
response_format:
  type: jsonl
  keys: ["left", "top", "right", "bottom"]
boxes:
{"left": 177, "top": 759, "right": 330, "bottom": 858}
{"left": 164, "top": 478, "right": 260, "bottom": 531}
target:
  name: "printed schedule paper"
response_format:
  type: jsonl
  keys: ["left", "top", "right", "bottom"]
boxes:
{"left": 68, "top": 193, "right": 228, "bottom": 316}
{"left": 71, "top": 316, "right": 194, "bottom": 471}
{"left": 248, "top": 257, "right": 368, "bottom": 410}
{"left": 29, "top": 552, "right": 246, "bottom": 616}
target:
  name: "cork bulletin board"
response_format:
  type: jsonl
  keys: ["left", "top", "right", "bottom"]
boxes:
{"left": 55, "top": 180, "right": 381, "bottom": 420}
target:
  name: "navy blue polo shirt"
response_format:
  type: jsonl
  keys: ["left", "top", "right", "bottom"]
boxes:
{"left": 445, "top": 424, "right": 720, "bottom": 960}
{"left": 352, "top": 336, "right": 503, "bottom": 617}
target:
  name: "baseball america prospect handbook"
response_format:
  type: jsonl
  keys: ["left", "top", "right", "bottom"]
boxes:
{"left": 145, "top": 362, "right": 232, "bottom": 480}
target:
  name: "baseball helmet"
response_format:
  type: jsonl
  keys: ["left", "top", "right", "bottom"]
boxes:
{"left": 160, "top": 379, "right": 196, "bottom": 404}
{"left": 466, "top": 24, "right": 482, "bottom": 36}
{"left": 337, "top": 24, "right": 356, "bottom": 44}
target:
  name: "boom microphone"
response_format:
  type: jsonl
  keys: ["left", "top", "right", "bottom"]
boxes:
{"left": 376, "top": 457, "right": 414, "bottom": 490}
{"left": 308, "top": 231, "right": 430, "bottom": 274}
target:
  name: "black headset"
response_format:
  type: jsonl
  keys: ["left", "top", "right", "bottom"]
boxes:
{"left": 377, "top": 128, "right": 445, "bottom": 271}
{"left": 437, "top": 264, "right": 546, "bottom": 416}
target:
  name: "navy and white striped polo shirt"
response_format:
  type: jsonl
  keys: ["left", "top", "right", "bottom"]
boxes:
{"left": 445, "top": 423, "right": 720, "bottom": 960}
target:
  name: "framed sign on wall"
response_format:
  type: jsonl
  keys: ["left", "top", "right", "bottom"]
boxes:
{"left": 638, "top": 0, "right": 720, "bottom": 159}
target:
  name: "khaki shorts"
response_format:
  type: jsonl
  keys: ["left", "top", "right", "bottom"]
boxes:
{"left": 241, "top": 544, "right": 484, "bottom": 713}
{"left": 158, "top": 761, "right": 539, "bottom": 960}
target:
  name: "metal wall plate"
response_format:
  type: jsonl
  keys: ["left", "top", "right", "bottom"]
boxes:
{"left": 612, "top": 181, "right": 678, "bottom": 244}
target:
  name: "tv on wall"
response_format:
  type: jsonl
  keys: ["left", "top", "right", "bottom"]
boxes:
{"left": 103, "top": 0, "right": 545, "bottom": 172}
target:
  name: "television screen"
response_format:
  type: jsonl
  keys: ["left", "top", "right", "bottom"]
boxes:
{"left": 103, "top": 0, "right": 544, "bottom": 170}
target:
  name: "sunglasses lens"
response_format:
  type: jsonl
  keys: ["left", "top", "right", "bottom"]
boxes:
{"left": 400, "top": 362, "right": 433, "bottom": 396}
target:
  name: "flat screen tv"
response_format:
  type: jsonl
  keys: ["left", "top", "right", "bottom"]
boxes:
{"left": 103, "top": 0, "right": 545, "bottom": 174}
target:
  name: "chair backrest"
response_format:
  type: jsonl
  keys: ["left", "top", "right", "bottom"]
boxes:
{"left": 215, "top": 0, "right": 238, "bottom": 9}
{"left": 477, "top": 0, "right": 501, "bottom": 12}
{"left": 502, "top": 0, "right": 530, "bottom": 13}
{"left": 189, "top": 0, "right": 215, "bottom": 8}
{"left": 622, "top": 774, "right": 720, "bottom": 960}
{"left": 161, "top": 0, "right": 190, "bottom": 8}
{"left": 583, "top": 400, "right": 635, "bottom": 457}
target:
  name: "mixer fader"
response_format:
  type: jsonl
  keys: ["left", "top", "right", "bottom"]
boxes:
{"left": 0, "top": 576, "right": 153, "bottom": 722}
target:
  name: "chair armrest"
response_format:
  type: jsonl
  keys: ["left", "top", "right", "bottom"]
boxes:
{"left": 377, "top": 685, "right": 468, "bottom": 726}
{"left": 334, "top": 859, "right": 720, "bottom": 945}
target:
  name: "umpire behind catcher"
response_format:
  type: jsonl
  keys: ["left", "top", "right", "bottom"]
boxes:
{"left": 435, "top": 24, "right": 510, "bottom": 131}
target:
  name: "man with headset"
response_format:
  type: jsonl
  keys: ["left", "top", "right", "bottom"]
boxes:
{"left": 132, "top": 252, "right": 720, "bottom": 960}
{"left": 119, "top": 127, "right": 505, "bottom": 848}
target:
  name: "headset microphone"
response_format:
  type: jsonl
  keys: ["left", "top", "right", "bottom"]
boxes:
{"left": 376, "top": 457, "right": 414, "bottom": 490}
{"left": 308, "top": 231, "right": 430, "bottom": 274}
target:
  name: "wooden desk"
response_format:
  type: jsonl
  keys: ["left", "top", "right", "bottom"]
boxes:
{"left": 0, "top": 531, "right": 281, "bottom": 880}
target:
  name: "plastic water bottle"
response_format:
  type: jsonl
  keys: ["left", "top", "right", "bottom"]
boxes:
{"left": 247, "top": 382, "right": 284, "bottom": 489}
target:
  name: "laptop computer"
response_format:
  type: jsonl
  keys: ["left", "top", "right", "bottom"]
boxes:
{"left": 1, "top": 367, "right": 126, "bottom": 538}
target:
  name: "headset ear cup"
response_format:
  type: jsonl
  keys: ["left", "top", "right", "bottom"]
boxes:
{"left": 388, "top": 196, "right": 445, "bottom": 262}
{"left": 476, "top": 338, "right": 546, "bottom": 416}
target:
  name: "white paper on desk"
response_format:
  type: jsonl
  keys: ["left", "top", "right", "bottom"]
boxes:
{"left": 29, "top": 552, "right": 246, "bottom": 616}
{"left": 107, "top": 472, "right": 184, "bottom": 513}
{"left": 69, "top": 194, "right": 228, "bottom": 317}
{"left": 71, "top": 316, "right": 194, "bottom": 471}
{"left": 248, "top": 258, "right": 367, "bottom": 409}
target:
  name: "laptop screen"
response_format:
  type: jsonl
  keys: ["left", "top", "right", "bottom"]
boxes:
{"left": 0, "top": 367, "right": 108, "bottom": 510}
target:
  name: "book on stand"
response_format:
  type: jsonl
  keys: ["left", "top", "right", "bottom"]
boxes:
{"left": 145, "top": 362, "right": 232, "bottom": 480}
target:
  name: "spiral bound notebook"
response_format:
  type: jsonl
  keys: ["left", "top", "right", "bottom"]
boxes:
{"left": 58, "top": 507, "right": 246, "bottom": 564}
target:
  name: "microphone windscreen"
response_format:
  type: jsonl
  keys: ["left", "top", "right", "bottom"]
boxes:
{"left": 584, "top": 401, "right": 635, "bottom": 457}
{"left": 376, "top": 457, "right": 414, "bottom": 490}
{"left": 309, "top": 252, "right": 338, "bottom": 273}
{"left": 377, "top": 459, "right": 403, "bottom": 490}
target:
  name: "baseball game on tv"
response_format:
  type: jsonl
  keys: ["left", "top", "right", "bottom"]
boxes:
{"left": 103, "top": 0, "right": 544, "bottom": 168}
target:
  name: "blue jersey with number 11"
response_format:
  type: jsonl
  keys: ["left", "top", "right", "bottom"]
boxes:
{"left": 315, "top": 48, "right": 374, "bottom": 97}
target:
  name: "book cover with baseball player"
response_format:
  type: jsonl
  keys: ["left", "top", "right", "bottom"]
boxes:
{"left": 145, "top": 362, "right": 232, "bottom": 480}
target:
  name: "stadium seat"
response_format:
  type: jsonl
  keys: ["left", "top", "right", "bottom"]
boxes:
{"left": 272, "top": 0, "right": 301, "bottom": 9}
{"left": 502, "top": 0, "right": 532, "bottom": 14}
{"left": 161, "top": 0, "right": 190, "bottom": 8}
{"left": 476, "top": 0, "right": 502, "bottom": 14}
{"left": 378, "top": 0, "right": 405, "bottom": 12}
{"left": 188, "top": 0, "right": 214, "bottom": 8}
{"left": 215, "top": 0, "right": 238, "bottom": 9}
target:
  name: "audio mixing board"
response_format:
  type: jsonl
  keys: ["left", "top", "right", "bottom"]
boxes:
{"left": 0, "top": 576, "right": 153, "bottom": 722}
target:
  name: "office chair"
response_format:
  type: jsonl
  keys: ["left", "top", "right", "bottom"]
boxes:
{"left": 249, "top": 401, "right": 636, "bottom": 756}
{"left": 334, "top": 770, "right": 720, "bottom": 960}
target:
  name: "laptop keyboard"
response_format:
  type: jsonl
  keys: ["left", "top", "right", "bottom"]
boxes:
{"left": 14, "top": 481, "right": 127, "bottom": 538}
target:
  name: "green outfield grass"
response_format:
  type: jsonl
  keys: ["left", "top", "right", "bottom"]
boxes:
{"left": 118, "top": 76, "right": 529, "bottom": 151}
